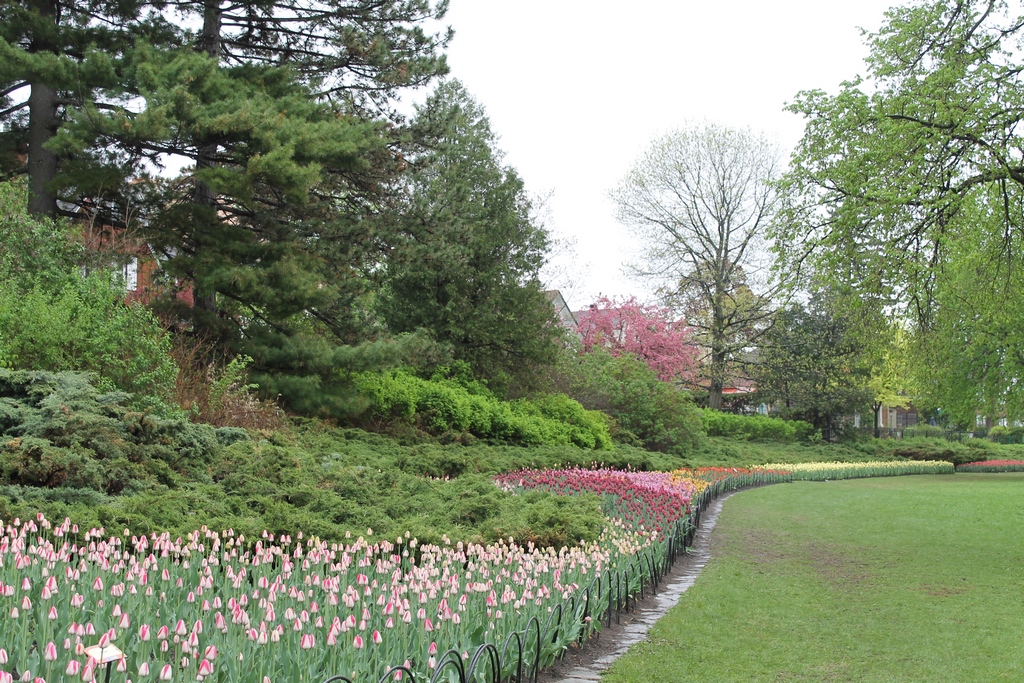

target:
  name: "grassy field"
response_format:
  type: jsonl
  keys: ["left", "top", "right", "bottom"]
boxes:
{"left": 604, "top": 473, "right": 1024, "bottom": 682}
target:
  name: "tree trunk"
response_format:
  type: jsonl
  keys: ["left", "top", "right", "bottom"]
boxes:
{"left": 707, "top": 347, "right": 726, "bottom": 410}
{"left": 26, "top": 0, "right": 60, "bottom": 217}
{"left": 872, "top": 402, "right": 882, "bottom": 439}
{"left": 707, "top": 273, "right": 727, "bottom": 411}
{"left": 192, "top": 0, "right": 222, "bottom": 323}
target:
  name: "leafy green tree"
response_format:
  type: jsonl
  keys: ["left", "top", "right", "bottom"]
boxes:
{"left": 377, "top": 81, "right": 561, "bottom": 391}
{"left": 779, "top": 0, "right": 1024, "bottom": 426}
{"left": 753, "top": 294, "right": 872, "bottom": 435}
{"left": 782, "top": 0, "right": 1024, "bottom": 295}
{"left": 611, "top": 123, "right": 783, "bottom": 410}
{"left": 904, "top": 197, "right": 1024, "bottom": 427}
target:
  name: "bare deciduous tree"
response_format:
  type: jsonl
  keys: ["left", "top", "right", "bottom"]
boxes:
{"left": 612, "top": 123, "right": 782, "bottom": 410}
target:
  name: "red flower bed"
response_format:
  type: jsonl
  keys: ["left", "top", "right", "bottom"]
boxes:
{"left": 956, "top": 459, "right": 1024, "bottom": 472}
{"left": 495, "top": 468, "right": 692, "bottom": 533}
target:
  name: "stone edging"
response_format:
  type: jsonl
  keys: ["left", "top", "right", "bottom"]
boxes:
{"left": 540, "top": 489, "right": 743, "bottom": 683}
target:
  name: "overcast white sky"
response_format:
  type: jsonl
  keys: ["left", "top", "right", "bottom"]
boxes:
{"left": 436, "top": 0, "right": 901, "bottom": 310}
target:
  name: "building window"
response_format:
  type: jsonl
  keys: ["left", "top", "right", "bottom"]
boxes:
{"left": 123, "top": 257, "right": 138, "bottom": 291}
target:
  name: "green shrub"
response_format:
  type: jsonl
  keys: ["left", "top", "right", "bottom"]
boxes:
{"left": 0, "top": 274, "right": 179, "bottom": 413}
{"left": 887, "top": 437, "right": 981, "bottom": 467}
{"left": 353, "top": 369, "right": 611, "bottom": 449}
{"left": 558, "top": 349, "right": 703, "bottom": 454}
{"left": 702, "top": 410, "right": 817, "bottom": 442}
{"left": 0, "top": 181, "right": 178, "bottom": 413}
{"left": 988, "top": 425, "right": 1024, "bottom": 444}
{"left": 0, "top": 370, "right": 218, "bottom": 493}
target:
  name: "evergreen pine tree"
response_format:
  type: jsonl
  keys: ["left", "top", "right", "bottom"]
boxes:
{"left": 378, "top": 81, "right": 562, "bottom": 391}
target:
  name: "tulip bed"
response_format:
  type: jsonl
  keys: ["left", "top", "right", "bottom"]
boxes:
{"left": 956, "top": 459, "right": 1024, "bottom": 472}
{"left": 0, "top": 461, "right": 955, "bottom": 683}
{"left": 0, "top": 464, "right": 790, "bottom": 683}
{"left": 760, "top": 460, "right": 954, "bottom": 480}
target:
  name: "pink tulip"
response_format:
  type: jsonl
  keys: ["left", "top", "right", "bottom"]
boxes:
{"left": 204, "top": 646, "right": 217, "bottom": 661}
{"left": 139, "top": 624, "right": 151, "bottom": 641}
{"left": 300, "top": 634, "right": 315, "bottom": 650}
{"left": 353, "top": 635, "right": 364, "bottom": 649}
{"left": 43, "top": 641, "right": 57, "bottom": 661}
{"left": 197, "top": 660, "right": 214, "bottom": 676}
{"left": 138, "top": 661, "right": 150, "bottom": 676}
{"left": 159, "top": 664, "right": 173, "bottom": 680}
{"left": 65, "top": 661, "right": 81, "bottom": 676}
{"left": 372, "top": 630, "right": 382, "bottom": 645}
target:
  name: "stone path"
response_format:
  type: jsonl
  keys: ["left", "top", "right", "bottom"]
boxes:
{"left": 544, "top": 490, "right": 738, "bottom": 683}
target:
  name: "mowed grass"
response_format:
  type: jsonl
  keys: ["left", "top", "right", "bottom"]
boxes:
{"left": 603, "top": 474, "right": 1024, "bottom": 682}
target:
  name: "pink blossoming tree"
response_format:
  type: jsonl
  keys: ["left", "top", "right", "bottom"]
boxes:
{"left": 577, "top": 296, "right": 699, "bottom": 382}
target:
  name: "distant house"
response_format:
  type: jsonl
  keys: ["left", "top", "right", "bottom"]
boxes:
{"left": 543, "top": 290, "right": 580, "bottom": 336}
{"left": 878, "top": 403, "right": 919, "bottom": 430}
{"left": 79, "top": 217, "right": 192, "bottom": 307}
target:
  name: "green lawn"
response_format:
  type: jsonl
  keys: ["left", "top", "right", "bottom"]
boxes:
{"left": 604, "top": 474, "right": 1024, "bottom": 682}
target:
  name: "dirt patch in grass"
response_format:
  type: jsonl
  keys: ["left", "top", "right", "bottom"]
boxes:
{"left": 728, "top": 527, "right": 790, "bottom": 563}
{"left": 914, "top": 582, "right": 974, "bottom": 597}
{"left": 803, "top": 542, "right": 875, "bottom": 589}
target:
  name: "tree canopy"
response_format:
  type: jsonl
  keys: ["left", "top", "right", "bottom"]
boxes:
{"left": 611, "top": 123, "right": 782, "bottom": 409}
{"left": 778, "top": 0, "right": 1024, "bottom": 426}
{"left": 752, "top": 292, "right": 872, "bottom": 435}
{"left": 576, "top": 295, "right": 698, "bottom": 383}
{"left": 377, "top": 81, "right": 561, "bottom": 392}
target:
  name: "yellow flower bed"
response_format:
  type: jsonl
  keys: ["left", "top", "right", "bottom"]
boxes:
{"left": 760, "top": 460, "right": 954, "bottom": 480}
